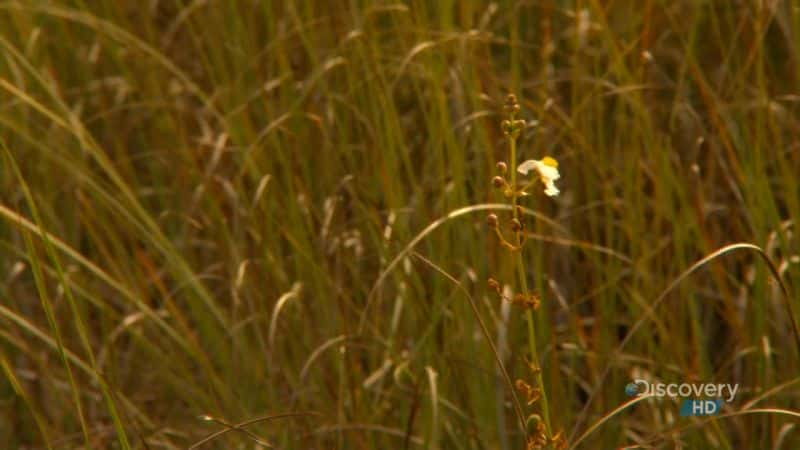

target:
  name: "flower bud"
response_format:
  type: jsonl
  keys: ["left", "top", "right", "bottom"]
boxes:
{"left": 486, "top": 213, "right": 499, "bottom": 228}
{"left": 501, "top": 119, "right": 512, "bottom": 135}
{"left": 504, "top": 94, "right": 520, "bottom": 115}
{"left": 492, "top": 176, "right": 505, "bottom": 188}
{"left": 496, "top": 161, "right": 507, "bottom": 174}
{"left": 510, "top": 218, "right": 523, "bottom": 232}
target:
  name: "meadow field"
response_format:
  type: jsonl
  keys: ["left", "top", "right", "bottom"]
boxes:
{"left": 2, "top": 1, "right": 800, "bottom": 448}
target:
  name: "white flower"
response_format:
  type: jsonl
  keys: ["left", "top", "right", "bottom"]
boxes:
{"left": 517, "top": 156, "right": 560, "bottom": 196}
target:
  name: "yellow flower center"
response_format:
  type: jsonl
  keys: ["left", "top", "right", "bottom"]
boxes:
{"left": 541, "top": 156, "right": 558, "bottom": 168}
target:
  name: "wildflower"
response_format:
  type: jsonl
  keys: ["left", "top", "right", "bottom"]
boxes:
{"left": 517, "top": 156, "right": 560, "bottom": 197}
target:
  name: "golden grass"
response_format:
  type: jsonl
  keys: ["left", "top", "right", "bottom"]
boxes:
{"left": 1, "top": 1, "right": 799, "bottom": 448}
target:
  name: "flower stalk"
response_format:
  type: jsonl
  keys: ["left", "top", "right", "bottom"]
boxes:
{"left": 489, "top": 94, "right": 565, "bottom": 449}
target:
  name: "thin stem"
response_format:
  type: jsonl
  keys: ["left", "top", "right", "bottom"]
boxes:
{"left": 509, "top": 124, "right": 553, "bottom": 438}
{"left": 517, "top": 261, "right": 553, "bottom": 436}
{"left": 511, "top": 135, "right": 518, "bottom": 218}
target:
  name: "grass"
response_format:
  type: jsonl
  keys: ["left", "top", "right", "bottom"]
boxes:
{"left": 1, "top": 0, "right": 800, "bottom": 448}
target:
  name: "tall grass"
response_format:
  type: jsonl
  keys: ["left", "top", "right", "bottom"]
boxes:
{"left": 1, "top": 1, "right": 799, "bottom": 448}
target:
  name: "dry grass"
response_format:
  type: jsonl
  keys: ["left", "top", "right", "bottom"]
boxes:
{"left": 1, "top": 1, "right": 800, "bottom": 448}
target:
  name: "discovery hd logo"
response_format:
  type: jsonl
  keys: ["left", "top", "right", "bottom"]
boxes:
{"left": 625, "top": 379, "right": 739, "bottom": 416}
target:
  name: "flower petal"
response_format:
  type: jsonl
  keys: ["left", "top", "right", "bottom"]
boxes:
{"left": 543, "top": 181, "right": 560, "bottom": 197}
{"left": 517, "top": 159, "right": 538, "bottom": 175}
{"left": 537, "top": 164, "right": 560, "bottom": 181}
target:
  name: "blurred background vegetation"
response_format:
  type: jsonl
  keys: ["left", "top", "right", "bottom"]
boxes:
{"left": 1, "top": 0, "right": 800, "bottom": 448}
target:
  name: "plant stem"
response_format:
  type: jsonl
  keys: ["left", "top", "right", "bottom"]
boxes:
{"left": 509, "top": 130, "right": 553, "bottom": 438}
